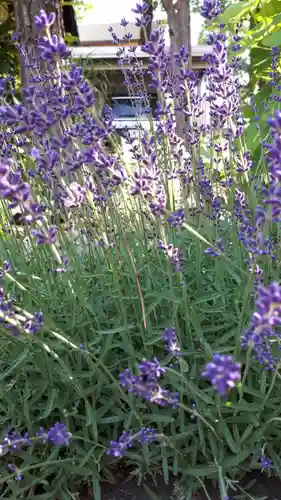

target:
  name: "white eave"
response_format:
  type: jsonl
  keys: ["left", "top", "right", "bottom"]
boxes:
{"left": 73, "top": 21, "right": 211, "bottom": 69}
{"left": 78, "top": 22, "right": 164, "bottom": 43}
{"left": 70, "top": 44, "right": 212, "bottom": 60}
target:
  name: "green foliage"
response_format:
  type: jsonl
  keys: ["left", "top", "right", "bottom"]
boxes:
{"left": 212, "top": 0, "right": 281, "bottom": 86}
{"left": 0, "top": 156, "right": 275, "bottom": 495}
{"left": 0, "top": 1, "right": 19, "bottom": 78}
{"left": 0, "top": 5, "right": 281, "bottom": 499}
{"left": 219, "top": 0, "right": 256, "bottom": 24}
{"left": 0, "top": 161, "right": 279, "bottom": 498}
{"left": 65, "top": 0, "right": 105, "bottom": 22}
{"left": 202, "top": 0, "right": 281, "bottom": 175}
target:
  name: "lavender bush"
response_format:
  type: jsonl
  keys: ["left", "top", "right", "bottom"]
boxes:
{"left": 0, "top": 3, "right": 280, "bottom": 498}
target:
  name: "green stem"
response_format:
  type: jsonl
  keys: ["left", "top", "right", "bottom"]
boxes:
{"left": 0, "top": 458, "right": 78, "bottom": 485}
{"left": 178, "top": 401, "right": 221, "bottom": 441}
{"left": 257, "top": 364, "right": 280, "bottom": 420}
{"left": 180, "top": 219, "right": 247, "bottom": 279}
{"left": 238, "top": 347, "right": 253, "bottom": 404}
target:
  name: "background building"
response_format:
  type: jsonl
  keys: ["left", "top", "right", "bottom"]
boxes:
{"left": 72, "top": 16, "right": 210, "bottom": 135}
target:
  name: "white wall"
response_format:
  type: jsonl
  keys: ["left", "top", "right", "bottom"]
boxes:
{"left": 78, "top": 1, "right": 203, "bottom": 45}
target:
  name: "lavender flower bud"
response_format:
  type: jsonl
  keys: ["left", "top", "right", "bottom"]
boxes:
{"left": 107, "top": 427, "right": 157, "bottom": 457}
{"left": 120, "top": 359, "right": 178, "bottom": 408}
{"left": 132, "top": 2, "right": 149, "bottom": 14}
{"left": 167, "top": 208, "right": 185, "bottom": 228}
{"left": 259, "top": 455, "right": 273, "bottom": 472}
{"left": 47, "top": 423, "right": 71, "bottom": 446}
{"left": 34, "top": 10, "right": 56, "bottom": 30}
{"left": 163, "top": 327, "right": 182, "bottom": 356}
{"left": 107, "top": 430, "right": 134, "bottom": 457}
{"left": 201, "top": 0, "right": 222, "bottom": 19}
{"left": 241, "top": 282, "right": 281, "bottom": 369}
{"left": 8, "top": 463, "right": 23, "bottom": 480}
{"left": 158, "top": 241, "right": 183, "bottom": 272}
{"left": 201, "top": 354, "right": 241, "bottom": 396}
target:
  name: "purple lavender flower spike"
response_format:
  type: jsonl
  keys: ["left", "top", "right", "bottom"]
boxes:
{"left": 47, "top": 422, "right": 70, "bottom": 446}
{"left": 259, "top": 455, "right": 273, "bottom": 473}
{"left": 139, "top": 358, "right": 166, "bottom": 379}
{"left": 204, "top": 247, "right": 220, "bottom": 257}
{"left": 80, "top": 343, "right": 86, "bottom": 350}
{"left": 34, "top": 10, "right": 56, "bottom": 30}
{"left": 262, "top": 111, "right": 281, "bottom": 226}
{"left": 36, "top": 427, "right": 47, "bottom": 443}
{"left": 139, "top": 427, "right": 157, "bottom": 443}
{"left": 107, "top": 430, "right": 134, "bottom": 457}
{"left": 201, "top": 0, "right": 222, "bottom": 19}
{"left": 34, "top": 311, "right": 44, "bottom": 325}
{"left": 149, "top": 185, "right": 166, "bottom": 216}
{"left": 107, "top": 427, "right": 157, "bottom": 457}
{"left": 0, "top": 159, "right": 44, "bottom": 221}
{"left": 120, "top": 360, "right": 178, "bottom": 408}
{"left": 158, "top": 241, "right": 183, "bottom": 272}
{"left": 163, "top": 327, "right": 182, "bottom": 356}
{"left": 12, "top": 31, "right": 20, "bottom": 42}
{"left": 132, "top": 2, "right": 149, "bottom": 14}
{"left": 0, "top": 78, "right": 7, "bottom": 97}
{"left": 31, "top": 226, "right": 57, "bottom": 245}
{"left": 201, "top": 354, "right": 241, "bottom": 396}
{"left": 63, "top": 182, "right": 85, "bottom": 208}
{"left": 253, "top": 283, "right": 281, "bottom": 328}
{"left": 167, "top": 208, "right": 185, "bottom": 228}
{"left": 204, "top": 238, "right": 224, "bottom": 257}
{"left": 37, "top": 34, "right": 70, "bottom": 62}
{"left": 241, "top": 282, "right": 281, "bottom": 369}
{"left": 23, "top": 311, "right": 43, "bottom": 335}
{"left": 3, "top": 430, "right": 31, "bottom": 452}
{"left": 120, "top": 17, "right": 129, "bottom": 27}
{"left": 0, "top": 261, "right": 10, "bottom": 278}
{"left": 3, "top": 261, "right": 10, "bottom": 272}
{"left": 8, "top": 463, "right": 23, "bottom": 480}
{"left": 204, "top": 33, "right": 240, "bottom": 131}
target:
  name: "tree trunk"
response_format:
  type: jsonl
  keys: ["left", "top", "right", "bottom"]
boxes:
{"left": 163, "top": 0, "right": 191, "bottom": 63}
{"left": 162, "top": 0, "right": 191, "bottom": 138}
{"left": 12, "top": 0, "right": 64, "bottom": 87}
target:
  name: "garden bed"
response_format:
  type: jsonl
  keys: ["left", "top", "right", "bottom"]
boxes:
{"left": 2, "top": 3, "right": 281, "bottom": 500}
{"left": 80, "top": 471, "right": 281, "bottom": 499}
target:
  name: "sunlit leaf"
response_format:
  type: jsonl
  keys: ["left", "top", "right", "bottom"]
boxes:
{"left": 263, "top": 29, "right": 281, "bottom": 46}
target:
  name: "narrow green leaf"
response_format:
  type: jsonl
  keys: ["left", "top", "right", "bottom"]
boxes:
{"left": 179, "top": 465, "right": 217, "bottom": 477}
{"left": 226, "top": 403, "right": 262, "bottom": 412}
{"left": 162, "top": 454, "right": 169, "bottom": 484}
{"left": 92, "top": 467, "right": 101, "bottom": 500}
{"left": 142, "top": 414, "right": 174, "bottom": 423}
{"left": 218, "top": 421, "right": 240, "bottom": 454}
{"left": 184, "top": 381, "right": 216, "bottom": 406}
{"left": 41, "top": 389, "right": 58, "bottom": 418}
{"left": 240, "top": 424, "right": 254, "bottom": 444}
{"left": 263, "top": 30, "right": 281, "bottom": 47}
{"left": 143, "top": 484, "right": 160, "bottom": 500}
{"left": 95, "top": 325, "right": 135, "bottom": 334}
{"left": 219, "top": 1, "right": 254, "bottom": 23}
{"left": 0, "top": 351, "right": 27, "bottom": 381}
{"left": 223, "top": 448, "right": 252, "bottom": 468}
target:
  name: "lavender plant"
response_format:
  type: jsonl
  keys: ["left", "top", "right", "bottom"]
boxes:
{"left": 0, "top": 2, "right": 280, "bottom": 499}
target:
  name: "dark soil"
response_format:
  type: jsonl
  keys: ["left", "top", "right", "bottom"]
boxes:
{"left": 82, "top": 471, "right": 281, "bottom": 500}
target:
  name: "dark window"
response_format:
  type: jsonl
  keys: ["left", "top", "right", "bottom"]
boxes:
{"left": 111, "top": 96, "right": 157, "bottom": 119}
{"left": 63, "top": 0, "right": 79, "bottom": 43}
